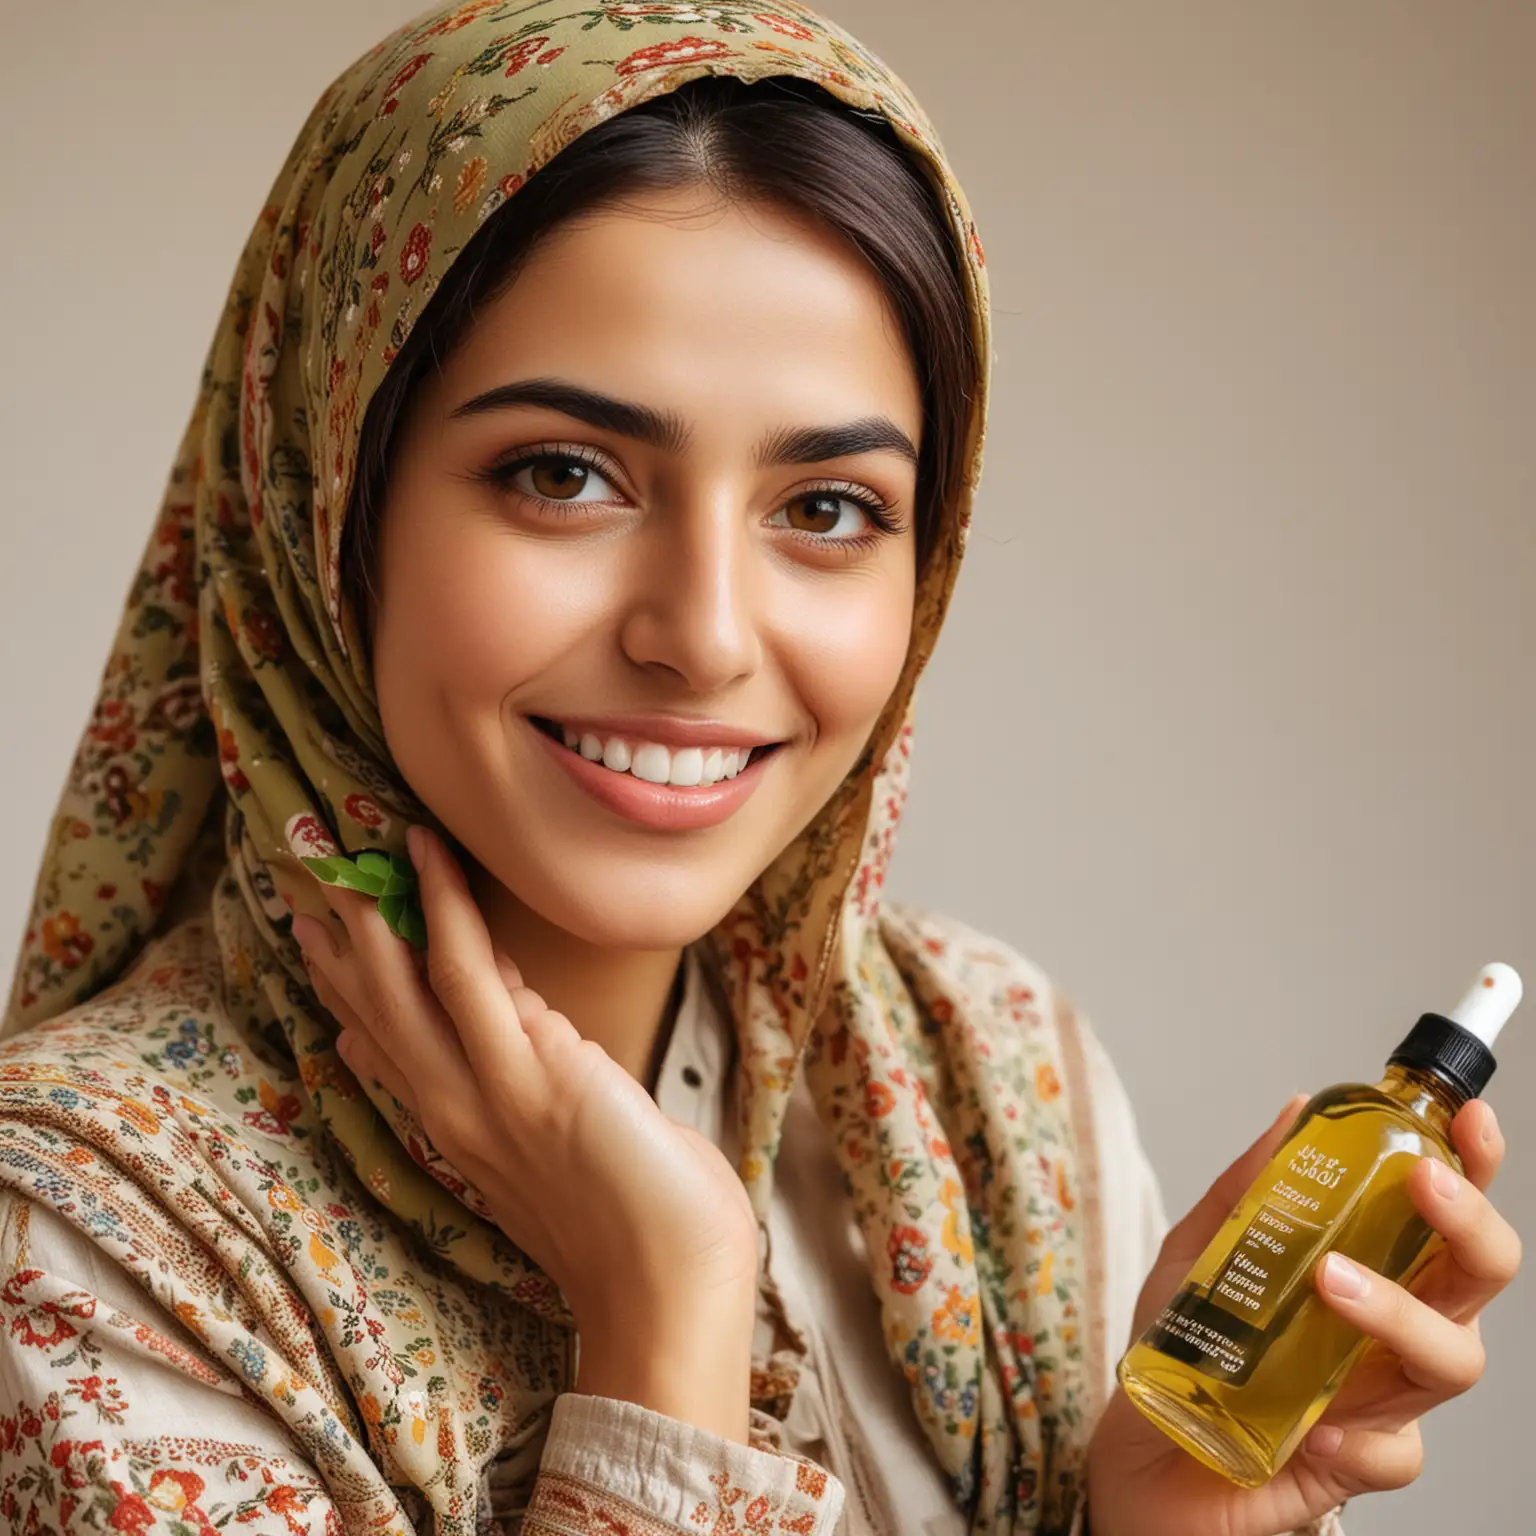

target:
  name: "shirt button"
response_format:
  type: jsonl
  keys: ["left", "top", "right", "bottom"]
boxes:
{"left": 682, "top": 1065, "right": 703, "bottom": 1089}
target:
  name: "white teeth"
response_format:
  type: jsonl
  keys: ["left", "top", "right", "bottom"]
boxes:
{"left": 669, "top": 747, "right": 703, "bottom": 787}
{"left": 630, "top": 743, "right": 671, "bottom": 784}
{"left": 549, "top": 721, "right": 765, "bottom": 789}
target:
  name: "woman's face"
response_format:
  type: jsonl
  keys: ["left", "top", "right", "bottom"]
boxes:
{"left": 371, "top": 185, "right": 922, "bottom": 950}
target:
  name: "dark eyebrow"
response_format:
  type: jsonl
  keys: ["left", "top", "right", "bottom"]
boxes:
{"left": 754, "top": 417, "right": 919, "bottom": 471}
{"left": 448, "top": 376, "right": 919, "bottom": 469}
{"left": 450, "top": 377, "right": 690, "bottom": 454}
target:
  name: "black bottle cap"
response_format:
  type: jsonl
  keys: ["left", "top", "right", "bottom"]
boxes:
{"left": 1387, "top": 1012, "right": 1498, "bottom": 1102}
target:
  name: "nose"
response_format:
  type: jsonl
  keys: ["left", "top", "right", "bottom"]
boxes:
{"left": 617, "top": 490, "right": 763, "bottom": 695}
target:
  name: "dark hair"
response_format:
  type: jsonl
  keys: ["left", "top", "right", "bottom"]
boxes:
{"left": 341, "top": 73, "right": 975, "bottom": 622}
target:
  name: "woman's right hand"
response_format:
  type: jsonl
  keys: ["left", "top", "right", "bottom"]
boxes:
{"left": 291, "top": 825, "right": 761, "bottom": 1353}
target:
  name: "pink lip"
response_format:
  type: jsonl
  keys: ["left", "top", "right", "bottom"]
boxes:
{"left": 530, "top": 721, "right": 776, "bottom": 831}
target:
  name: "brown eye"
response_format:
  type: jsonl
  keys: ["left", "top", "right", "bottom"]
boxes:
{"left": 529, "top": 456, "right": 589, "bottom": 500}
{"left": 488, "top": 451, "right": 621, "bottom": 508}
{"left": 784, "top": 493, "right": 846, "bottom": 534}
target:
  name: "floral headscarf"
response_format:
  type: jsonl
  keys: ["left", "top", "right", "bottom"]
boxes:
{"left": 1, "top": 4, "right": 1102, "bottom": 1531}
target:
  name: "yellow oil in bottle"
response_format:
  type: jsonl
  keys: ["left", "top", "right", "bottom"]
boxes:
{"left": 1116, "top": 964, "right": 1518, "bottom": 1488}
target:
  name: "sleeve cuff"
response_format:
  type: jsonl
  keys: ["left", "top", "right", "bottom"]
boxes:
{"left": 526, "top": 1392, "right": 846, "bottom": 1535}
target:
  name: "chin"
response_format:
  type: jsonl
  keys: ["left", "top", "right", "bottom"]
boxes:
{"left": 488, "top": 841, "right": 756, "bottom": 953}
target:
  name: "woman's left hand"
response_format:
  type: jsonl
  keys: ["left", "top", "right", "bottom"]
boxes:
{"left": 1085, "top": 1094, "right": 1523, "bottom": 1536}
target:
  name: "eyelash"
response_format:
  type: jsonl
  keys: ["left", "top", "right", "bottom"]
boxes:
{"left": 474, "top": 441, "right": 906, "bottom": 549}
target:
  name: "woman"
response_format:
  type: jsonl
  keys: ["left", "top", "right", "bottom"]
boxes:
{"left": 0, "top": 4, "right": 1519, "bottom": 1534}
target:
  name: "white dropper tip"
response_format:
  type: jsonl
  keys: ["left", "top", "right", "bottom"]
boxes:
{"left": 1446, "top": 963, "right": 1523, "bottom": 1049}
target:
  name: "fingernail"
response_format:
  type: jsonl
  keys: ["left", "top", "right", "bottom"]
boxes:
{"left": 406, "top": 825, "right": 427, "bottom": 866}
{"left": 1307, "top": 1423, "right": 1344, "bottom": 1457}
{"left": 1482, "top": 1104, "right": 1500, "bottom": 1144}
{"left": 1322, "top": 1252, "right": 1367, "bottom": 1298}
{"left": 1430, "top": 1158, "right": 1461, "bottom": 1200}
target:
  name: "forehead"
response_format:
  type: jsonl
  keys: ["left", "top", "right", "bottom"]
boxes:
{"left": 430, "top": 189, "right": 924, "bottom": 438}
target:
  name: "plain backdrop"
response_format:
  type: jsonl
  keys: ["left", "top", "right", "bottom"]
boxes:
{"left": 1, "top": 4, "right": 1531, "bottom": 1531}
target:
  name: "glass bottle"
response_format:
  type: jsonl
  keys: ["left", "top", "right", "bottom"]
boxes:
{"left": 1115, "top": 963, "right": 1519, "bottom": 1487}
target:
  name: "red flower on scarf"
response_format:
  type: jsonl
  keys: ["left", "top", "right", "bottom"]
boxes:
{"left": 400, "top": 222, "right": 432, "bottom": 285}
{"left": 107, "top": 1486, "right": 155, "bottom": 1535}
{"left": 615, "top": 36, "right": 732, "bottom": 76}
{"left": 217, "top": 727, "right": 249, "bottom": 793}
{"left": 244, "top": 607, "right": 284, "bottom": 663}
{"left": 343, "top": 793, "right": 388, "bottom": 831}
{"left": 500, "top": 36, "right": 549, "bottom": 77}
{"left": 146, "top": 1468, "right": 206, "bottom": 1514}
{"left": 40, "top": 911, "right": 93, "bottom": 969}
{"left": 379, "top": 53, "right": 432, "bottom": 117}
{"left": 423, "top": 0, "right": 500, "bottom": 35}
{"left": 285, "top": 813, "right": 339, "bottom": 860}
{"left": 754, "top": 12, "right": 816, "bottom": 39}
{"left": 87, "top": 699, "right": 137, "bottom": 755}
{"left": 10, "top": 1294, "right": 84, "bottom": 1348}
{"left": 243, "top": 1078, "right": 303, "bottom": 1137}
{"left": 887, "top": 1224, "right": 934, "bottom": 1295}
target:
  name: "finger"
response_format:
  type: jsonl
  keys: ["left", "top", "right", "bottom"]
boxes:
{"left": 1315, "top": 1251, "right": 1486, "bottom": 1402}
{"left": 334, "top": 874, "right": 469, "bottom": 1083}
{"left": 409, "top": 825, "right": 530, "bottom": 1074}
{"left": 303, "top": 949, "right": 362, "bottom": 1025}
{"left": 292, "top": 912, "right": 350, "bottom": 963}
{"left": 509, "top": 985, "right": 549, "bottom": 1018}
{"left": 336, "top": 1027, "right": 420, "bottom": 1117}
{"left": 1449, "top": 1098, "right": 1505, "bottom": 1194}
{"left": 492, "top": 946, "right": 524, "bottom": 993}
{"left": 1160, "top": 1094, "right": 1310, "bottom": 1264}
{"left": 310, "top": 886, "right": 377, "bottom": 946}
{"left": 295, "top": 917, "right": 377, "bottom": 1028}
{"left": 1402, "top": 1154, "right": 1523, "bottom": 1322}
{"left": 1296, "top": 1418, "right": 1423, "bottom": 1497}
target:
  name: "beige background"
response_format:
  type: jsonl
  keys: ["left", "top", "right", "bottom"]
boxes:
{"left": 1, "top": 3, "right": 1531, "bottom": 1530}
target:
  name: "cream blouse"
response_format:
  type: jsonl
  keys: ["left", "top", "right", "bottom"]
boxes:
{"left": 0, "top": 944, "right": 1347, "bottom": 1536}
{"left": 665, "top": 944, "right": 1164, "bottom": 1535}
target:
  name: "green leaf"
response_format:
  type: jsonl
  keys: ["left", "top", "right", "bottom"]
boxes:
{"left": 300, "top": 855, "right": 383, "bottom": 894}
{"left": 301, "top": 850, "right": 425, "bottom": 949}
{"left": 397, "top": 903, "right": 428, "bottom": 951}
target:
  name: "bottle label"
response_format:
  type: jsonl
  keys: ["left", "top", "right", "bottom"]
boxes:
{"left": 1143, "top": 1141, "right": 1353, "bottom": 1387}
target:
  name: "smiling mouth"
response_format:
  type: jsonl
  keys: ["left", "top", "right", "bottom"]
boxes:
{"left": 528, "top": 716, "right": 785, "bottom": 789}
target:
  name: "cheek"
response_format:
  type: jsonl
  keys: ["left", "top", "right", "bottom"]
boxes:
{"left": 777, "top": 569, "right": 915, "bottom": 753}
{"left": 372, "top": 523, "right": 588, "bottom": 739}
